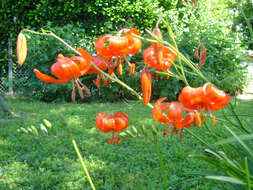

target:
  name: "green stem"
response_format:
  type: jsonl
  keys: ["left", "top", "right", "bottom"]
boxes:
{"left": 154, "top": 138, "right": 167, "bottom": 189}
{"left": 184, "top": 128, "right": 214, "bottom": 151}
{"left": 228, "top": 103, "right": 250, "bottom": 133}
{"left": 92, "top": 64, "right": 154, "bottom": 110}
{"left": 72, "top": 139, "right": 96, "bottom": 190}
{"left": 155, "top": 70, "right": 181, "bottom": 80}
{"left": 245, "top": 157, "right": 251, "bottom": 190}
{"left": 137, "top": 31, "right": 209, "bottom": 83}
{"left": 203, "top": 122, "right": 226, "bottom": 153}
{"left": 161, "top": 19, "right": 189, "bottom": 86}
{"left": 22, "top": 29, "right": 50, "bottom": 36}
{"left": 50, "top": 32, "right": 80, "bottom": 55}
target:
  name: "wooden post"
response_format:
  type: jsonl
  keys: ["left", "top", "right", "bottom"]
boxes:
{"left": 0, "top": 97, "right": 10, "bottom": 115}
{"left": 8, "top": 37, "right": 13, "bottom": 96}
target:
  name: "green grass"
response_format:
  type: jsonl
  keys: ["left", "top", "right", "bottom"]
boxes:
{"left": 0, "top": 96, "right": 252, "bottom": 190}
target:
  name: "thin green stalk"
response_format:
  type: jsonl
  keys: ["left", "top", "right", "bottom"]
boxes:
{"left": 22, "top": 29, "right": 51, "bottom": 36}
{"left": 144, "top": 30, "right": 209, "bottom": 83}
{"left": 221, "top": 108, "right": 240, "bottom": 128}
{"left": 228, "top": 103, "right": 250, "bottom": 133}
{"left": 154, "top": 70, "right": 181, "bottom": 80}
{"left": 72, "top": 139, "right": 96, "bottom": 190}
{"left": 245, "top": 157, "right": 251, "bottom": 190}
{"left": 161, "top": 19, "right": 189, "bottom": 86}
{"left": 154, "top": 138, "right": 167, "bottom": 189}
{"left": 224, "top": 125, "right": 253, "bottom": 158}
{"left": 184, "top": 128, "right": 214, "bottom": 151}
{"left": 173, "top": 64, "right": 198, "bottom": 76}
{"left": 203, "top": 122, "right": 226, "bottom": 153}
{"left": 50, "top": 32, "right": 80, "bottom": 55}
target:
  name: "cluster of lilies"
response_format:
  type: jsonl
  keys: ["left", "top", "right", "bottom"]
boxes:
{"left": 152, "top": 83, "right": 230, "bottom": 139}
{"left": 17, "top": 23, "right": 230, "bottom": 144}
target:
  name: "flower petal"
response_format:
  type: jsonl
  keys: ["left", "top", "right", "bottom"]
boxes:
{"left": 33, "top": 69, "right": 69, "bottom": 83}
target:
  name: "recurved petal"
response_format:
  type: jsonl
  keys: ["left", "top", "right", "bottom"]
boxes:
{"left": 114, "top": 112, "right": 129, "bottom": 132}
{"left": 152, "top": 97, "right": 171, "bottom": 124}
{"left": 33, "top": 69, "right": 69, "bottom": 83}
{"left": 95, "top": 112, "right": 112, "bottom": 133}
{"left": 95, "top": 36, "right": 113, "bottom": 57}
{"left": 77, "top": 48, "right": 92, "bottom": 63}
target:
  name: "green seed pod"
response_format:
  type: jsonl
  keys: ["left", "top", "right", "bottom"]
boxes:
{"left": 140, "top": 125, "right": 148, "bottom": 137}
{"left": 40, "top": 124, "right": 48, "bottom": 134}
{"left": 20, "top": 127, "right": 29, "bottom": 134}
{"left": 126, "top": 130, "right": 136, "bottom": 138}
{"left": 130, "top": 126, "right": 138, "bottom": 136}
{"left": 31, "top": 125, "right": 39, "bottom": 136}
{"left": 43, "top": 119, "right": 52, "bottom": 129}
{"left": 119, "top": 132, "right": 128, "bottom": 138}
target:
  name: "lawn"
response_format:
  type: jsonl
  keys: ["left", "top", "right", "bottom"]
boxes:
{"left": 0, "top": 96, "right": 252, "bottom": 190}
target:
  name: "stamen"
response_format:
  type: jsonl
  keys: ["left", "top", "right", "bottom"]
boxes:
{"left": 123, "top": 56, "right": 132, "bottom": 67}
{"left": 212, "top": 115, "right": 216, "bottom": 126}
{"left": 71, "top": 79, "right": 76, "bottom": 102}
{"left": 194, "top": 112, "right": 202, "bottom": 127}
{"left": 75, "top": 79, "right": 84, "bottom": 99}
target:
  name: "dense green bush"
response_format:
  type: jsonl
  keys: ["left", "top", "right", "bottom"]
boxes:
{"left": 6, "top": 0, "right": 249, "bottom": 102}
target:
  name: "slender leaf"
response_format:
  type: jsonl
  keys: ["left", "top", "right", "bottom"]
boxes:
{"left": 205, "top": 176, "right": 245, "bottom": 185}
{"left": 224, "top": 125, "right": 253, "bottom": 157}
{"left": 214, "top": 134, "right": 253, "bottom": 145}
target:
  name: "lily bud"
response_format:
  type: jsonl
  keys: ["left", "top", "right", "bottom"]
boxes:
{"left": 141, "top": 67, "right": 152, "bottom": 105}
{"left": 17, "top": 32, "right": 27, "bottom": 65}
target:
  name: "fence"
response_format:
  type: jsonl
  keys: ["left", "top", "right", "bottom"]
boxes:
{"left": 0, "top": 65, "right": 30, "bottom": 95}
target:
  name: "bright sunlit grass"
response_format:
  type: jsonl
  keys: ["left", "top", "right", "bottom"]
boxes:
{"left": 0, "top": 96, "right": 252, "bottom": 189}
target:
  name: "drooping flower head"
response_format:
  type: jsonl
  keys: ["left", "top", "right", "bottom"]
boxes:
{"left": 152, "top": 97, "right": 200, "bottom": 139}
{"left": 178, "top": 83, "right": 230, "bottom": 125}
{"left": 96, "top": 112, "right": 129, "bottom": 144}
{"left": 95, "top": 28, "right": 141, "bottom": 76}
{"left": 143, "top": 26, "right": 177, "bottom": 71}
{"left": 33, "top": 48, "right": 92, "bottom": 102}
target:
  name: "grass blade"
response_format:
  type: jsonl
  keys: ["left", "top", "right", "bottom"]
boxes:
{"left": 205, "top": 176, "right": 245, "bottom": 185}
{"left": 214, "top": 134, "right": 253, "bottom": 146}
{"left": 224, "top": 125, "right": 253, "bottom": 157}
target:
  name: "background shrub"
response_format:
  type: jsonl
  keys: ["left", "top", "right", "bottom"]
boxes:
{"left": 1, "top": 0, "right": 249, "bottom": 102}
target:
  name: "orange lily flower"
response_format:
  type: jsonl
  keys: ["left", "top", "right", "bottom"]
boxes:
{"left": 143, "top": 46, "right": 177, "bottom": 70}
{"left": 33, "top": 48, "right": 92, "bottom": 102}
{"left": 178, "top": 83, "right": 230, "bottom": 125}
{"left": 95, "top": 28, "right": 141, "bottom": 76}
{"left": 152, "top": 97, "right": 196, "bottom": 139}
{"left": 143, "top": 26, "right": 177, "bottom": 71}
{"left": 95, "top": 112, "right": 129, "bottom": 144}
